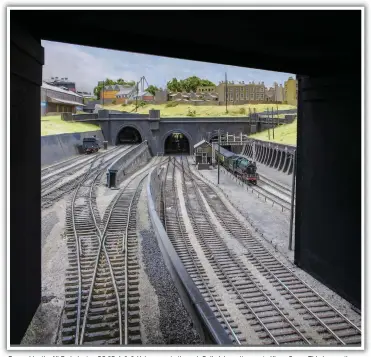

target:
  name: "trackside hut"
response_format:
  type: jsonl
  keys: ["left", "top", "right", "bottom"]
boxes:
{"left": 194, "top": 139, "right": 212, "bottom": 164}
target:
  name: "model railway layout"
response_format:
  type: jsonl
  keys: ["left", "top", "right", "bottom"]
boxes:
{"left": 40, "top": 146, "right": 361, "bottom": 346}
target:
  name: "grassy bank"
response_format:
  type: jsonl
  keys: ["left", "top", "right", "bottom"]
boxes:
{"left": 250, "top": 119, "right": 297, "bottom": 146}
{"left": 41, "top": 115, "right": 100, "bottom": 136}
{"left": 102, "top": 103, "right": 296, "bottom": 117}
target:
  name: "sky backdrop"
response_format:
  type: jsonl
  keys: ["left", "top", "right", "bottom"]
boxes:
{"left": 41, "top": 40, "right": 295, "bottom": 93}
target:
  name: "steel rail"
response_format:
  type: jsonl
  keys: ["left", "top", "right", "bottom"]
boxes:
{"left": 179, "top": 157, "right": 311, "bottom": 345}
{"left": 166, "top": 158, "right": 241, "bottom": 344}
{"left": 70, "top": 156, "right": 100, "bottom": 344}
{"left": 79, "top": 156, "right": 167, "bottom": 345}
{"left": 186, "top": 156, "right": 361, "bottom": 344}
{"left": 220, "top": 166, "right": 291, "bottom": 211}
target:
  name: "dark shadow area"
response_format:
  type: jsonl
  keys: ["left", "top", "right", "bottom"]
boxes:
{"left": 164, "top": 133, "right": 190, "bottom": 154}
{"left": 116, "top": 126, "right": 142, "bottom": 145}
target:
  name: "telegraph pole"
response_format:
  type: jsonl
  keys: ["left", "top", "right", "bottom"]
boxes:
{"left": 135, "top": 81, "right": 139, "bottom": 112}
{"left": 217, "top": 129, "right": 221, "bottom": 184}
{"left": 102, "top": 80, "right": 105, "bottom": 107}
{"left": 225, "top": 72, "right": 228, "bottom": 113}
{"left": 267, "top": 108, "right": 271, "bottom": 140}
{"left": 272, "top": 107, "right": 275, "bottom": 139}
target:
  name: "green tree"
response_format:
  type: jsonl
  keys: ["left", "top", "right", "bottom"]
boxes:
{"left": 200, "top": 79, "right": 216, "bottom": 87}
{"left": 166, "top": 78, "right": 181, "bottom": 92}
{"left": 166, "top": 76, "right": 216, "bottom": 93}
{"left": 145, "top": 85, "right": 160, "bottom": 96}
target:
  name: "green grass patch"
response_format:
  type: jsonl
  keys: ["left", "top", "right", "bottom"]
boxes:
{"left": 41, "top": 115, "right": 100, "bottom": 136}
{"left": 101, "top": 103, "right": 297, "bottom": 117}
{"left": 250, "top": 119, "right": 297, "bottom": 146}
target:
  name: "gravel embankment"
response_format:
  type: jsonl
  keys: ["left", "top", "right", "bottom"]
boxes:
{"left": 22, "top": 197, "right": 70, "bottom": 345}
{"left": 136, "top": 177, "right": 202, "bottom": 345}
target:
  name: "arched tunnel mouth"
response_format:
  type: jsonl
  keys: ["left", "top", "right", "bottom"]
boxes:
{"left": 164, "top": 132, "right": 190, "bottom": 154}
{"left": 116, "top": 126, "right": 142, "bottom": 145}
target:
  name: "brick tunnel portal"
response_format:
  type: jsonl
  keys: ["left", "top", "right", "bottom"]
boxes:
{"left": 116, "top": 126, "right": 142, "bottom": 145}
{"left": 164, "top": 132, "right": 190, "bottom": 154}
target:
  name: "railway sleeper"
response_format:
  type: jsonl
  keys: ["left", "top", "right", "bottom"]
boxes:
{"left": 88, "top": 305, "right": 119, "bottom": 315}
{"left": 85, "top": 321, "right": 120, "bottom": 333}
{"left": 275, "top": 334, "right": 307, "bottom": 344}
{"left": 83, "top": 329, "right": 120, "bottom": 341}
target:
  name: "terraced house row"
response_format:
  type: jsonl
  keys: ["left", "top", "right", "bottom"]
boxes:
{"left": 166, "top": 76, "right": 298, "bottom": 105}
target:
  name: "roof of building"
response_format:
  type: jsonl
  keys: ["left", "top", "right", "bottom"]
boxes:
{"left": 42, "top": 82, "right": 83, "bottom": 98}
{"left": 116, "top": 86, "right": 136, "bottom": 96}
{"left": 194, "top": 139, "right": 211, "bottom": 149}
{"left": 103, "top": 84, "right": 135, "bottom": 91}
{"left": 133, "top": 90, "right": 153, "bottom": 98}
{"left": 47, "top": 96, "right": 86, "bottom": 106}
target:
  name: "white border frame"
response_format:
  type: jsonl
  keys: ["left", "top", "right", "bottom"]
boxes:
{"left": 6, "top": 5, "right": 365, "bottom": 352}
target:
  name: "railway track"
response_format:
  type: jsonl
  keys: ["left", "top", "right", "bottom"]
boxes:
{"left": 254, "top": 182, "right": 291, "bottom": 210}
{"left": 258, "top": 173, "right": 292, "bottom": 196}
{"left": 41, "top": 154, "right": 88, "bottom": 177}
{"left": 42, "top": 146, "right": 132, "bottom": 209}
{"left": 175, "top": 157, "right": 310, "bottom": 345}
{"left": 42, "top": 147, "right": 117, "bottom": 182}
{"left": 182, "top": 156, "right": 362, "bottom": 346}
{"left": 162, "top": 157, "right": 242, "bottom": 344}
{"left": 62, "top": 156, "right": 166, "bottom": 345}
{"left": 220, "top": 166, "right": 291, "bottom": 211}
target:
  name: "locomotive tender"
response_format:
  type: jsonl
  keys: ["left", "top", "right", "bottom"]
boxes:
{"left": 82, "top": 137, "right": 100, "bottom": 154}
{"left": 216, "top": 146, "right": 258, "bottom": 184}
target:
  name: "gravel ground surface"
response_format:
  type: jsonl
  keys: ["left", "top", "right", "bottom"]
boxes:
{"left": 191, "top": 163, "right": 361, "bottom": 328}
{"left": 137, "top": 176, "right": 202, "bottom": 345}
{"left": 198, "top": 165, "right": 294, "bottom": 259}
{"left": 22, "top": 197, "right": 70, "bottom": 345}
{"left": 41, "top": 211, "right": 58, "bottom": 248}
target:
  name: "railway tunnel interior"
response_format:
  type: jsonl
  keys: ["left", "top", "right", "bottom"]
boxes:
{"left": 116, "top": 126, "right": 142, "bottom": 145}
{"left": 11, "top": 9, "right": 361, "bottom": 344}
{"left": 164, "top": 132, "right": 190, "bottom": 155}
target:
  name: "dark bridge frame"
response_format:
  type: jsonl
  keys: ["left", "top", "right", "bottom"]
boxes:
{"left": 10, "top": 9, "right": 362, "bottom": 344}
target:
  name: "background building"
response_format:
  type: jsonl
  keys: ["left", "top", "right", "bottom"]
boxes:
{"left": 274, "top": 82, "right": 285, "bottom": 102}
{"left": 45, "top": 77, "right": 76, "bottom": 92}
{"left": 284, "top": 76, "right": 298, "bottom": 105}
{"left": 41, "top": 82, "right": 84, "bottom": 115}
{"left": 216, "top": 81, "right": 266, "bottom": 103}
{"left": 114, "top": 86, "right": 136, "bottom": 104}
{"left": 131, "top": 90, "right": 155, "bottom": 103}
{"left": 196, "top": 85, "right": 216, "bottom": 93}
{"left": 100, "top": 84, "right": 129, "bottom": 101}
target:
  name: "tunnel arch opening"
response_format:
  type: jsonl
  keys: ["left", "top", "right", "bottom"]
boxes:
{"left": 116, "top": 126, "right": 142, "bottom": 145}
{"left": 164, "top": 132, "right": 190, "bottom": 155}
